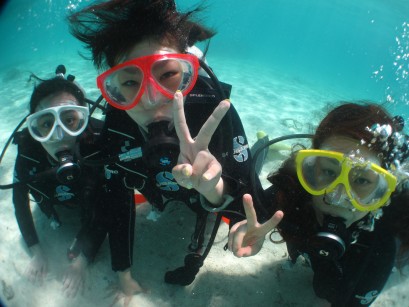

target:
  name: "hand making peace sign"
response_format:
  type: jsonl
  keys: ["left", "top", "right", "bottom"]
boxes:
{"left": 172, "top": 91, "right": 230, "bottom": 205}
{"left": 228, "top": 194, "right": 284, "bottom": 257}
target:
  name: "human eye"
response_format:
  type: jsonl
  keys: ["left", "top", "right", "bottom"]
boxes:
{"left": 121, "top": 79, "right": 141, "bottom": 87}
{"left": 317, "top": 157, "right": 340, "bottom": 179}
{"left": 61, "top": 111, "right": 80, "bottom": 128}
{"left": 159, "top": 70, "right": 179, "bottom": 81}
{"left": 117, "top": 68, "right": 142, "bottom": 88}
{"left": 38, "top": 115, "right": 54, "bottom": 130}
{"left": 352, "top": 176, "right": 371, "bottom": 185}
{"left": 42, "top": 120, "right": 52, "bottom": 129}
{"left": 349, "top": 168, "right": 377, "bottom": 187}
{"left": 153, "top": 60, "right": 183, "bottom": 84}
{"left": 63, "top": 116, "right": 76, "bottom": 126}
{"left": 321, "top": 168, "right": 337, "bottom": 178}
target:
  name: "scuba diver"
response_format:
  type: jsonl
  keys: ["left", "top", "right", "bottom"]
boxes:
{"left": 6, "top": 67, "right": 104, "bottom": 297}
{"left": 68, "top": 0, "right": 252, "bottom": 302}
{"left": 228, "top": 103, "right": 409, "bottom": 306}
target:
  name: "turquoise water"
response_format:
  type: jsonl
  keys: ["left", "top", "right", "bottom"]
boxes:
{"left": 0, "top": 1, "right": 409, "bottom": 306}
{"left": 1, "top": 0, "right": 408, "bottom": 211}
{"left": 1, "top": 0, "right": 408, "bottom": 119}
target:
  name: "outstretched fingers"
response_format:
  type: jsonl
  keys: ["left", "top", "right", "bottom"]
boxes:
{"left": 172, "top": 91, "right": 192, "bottom": 145}
{"left": 195, "top": 99, "right": 230, "bottom": 149}
{"left": 243, "top": 193, "right": 284, "bottom": 236}
{"left": 261, "top": 210, "right": 284, "bottom": 236}
{"left": 242, "top": 194, "right": 258, "bottom": 229}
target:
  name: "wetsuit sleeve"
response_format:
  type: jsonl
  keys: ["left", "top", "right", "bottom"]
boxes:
{"left": 12, "top": 154, "right": 39, "bottom": 248}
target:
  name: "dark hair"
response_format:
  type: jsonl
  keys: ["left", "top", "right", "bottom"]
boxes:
{"left": 29, "top": 77, "right": 85, "bottom": 114}
{"left": 392, "top": 115, "right": 405, "bottom": 132}
{"left": 267, "top": 102, "right": 409, "bottom": 255}
{"left": 313, "top": 102, "right": 396, "bottom": 168}
{"left": 68, "top": 0, "right": 216, "bottom": 69}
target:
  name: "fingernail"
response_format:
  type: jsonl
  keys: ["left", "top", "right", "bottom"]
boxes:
{"left": 174, "top": 90, "right": 182, "bottom": 98}
{"left": 183, "top": 167, "right": 191, "bottom": 177}
{"left": 221, "top": 99, "right": 231, "bottom": 109}
{"left": 202, "top": 173, "right": 211, "bottom": 181}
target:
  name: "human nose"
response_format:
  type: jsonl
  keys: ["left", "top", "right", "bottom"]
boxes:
{"left": 49, "top": 125, "right": 65, "bottom": 141}
{"left": 140, "top": 77, "right": 172, "bottom": 109}
{"left": 141, "top": 79, "right": 161, "bottom": 107}
{"left": 326, "top": 184, "right": 349, "bottom": 205}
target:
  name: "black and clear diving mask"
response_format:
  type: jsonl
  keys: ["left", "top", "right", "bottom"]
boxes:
{"left": 27, "top": 104, "right": 89, "bottom": 143}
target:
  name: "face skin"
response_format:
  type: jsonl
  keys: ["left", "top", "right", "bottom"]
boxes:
{"left": 34, "top": 92, "right": 80, "bottom": 161}
{"left": 120, "top": 39, "right": 182, "bottom": 132}
{"left": 311, "top": 136, "right": 383, "bottom": 227}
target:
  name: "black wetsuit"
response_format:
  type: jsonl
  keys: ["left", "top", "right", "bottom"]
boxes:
{"left": 305, "top": 226, "right": 396, "bottom": 307}
{"left": 89, "top": 76, "right": 251, "bottom": 272}
{"left": 263, "top": 187, "right": 396, "bottom": 307}
{"left": 12, "top": 125, "right": 103, "bottom": 251}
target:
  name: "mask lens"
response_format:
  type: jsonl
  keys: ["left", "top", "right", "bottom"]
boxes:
{"left": 60, "top": 108, "right": 87, "bottom": 133}
{"left": 151, "top": 58, "right": 195, "bottom": 95}
{"left": 300, "top": 155, "right": 342, "bottom": 192}
{"left": 102, "top": 66, "right": 143, "bottom": 108}
{"left": 28, "top": 112, "right": 56, "bottom": 139}
{"left": 348, "top": 166, "right": 388, "bottom": 207}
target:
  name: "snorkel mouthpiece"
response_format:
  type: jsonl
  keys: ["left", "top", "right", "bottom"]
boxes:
{"left": 142, "top": 120, "right": 180, "bottom": 171}
{"left": 55, "top": 150, "right": 81, "bottom": 184}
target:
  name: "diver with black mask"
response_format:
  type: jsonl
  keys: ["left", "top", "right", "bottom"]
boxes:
{"left": 10, "top": 68, "right": 104, "bottom": 297}
{"left": 228, "top": 103, "right": 409, "bottom": 307}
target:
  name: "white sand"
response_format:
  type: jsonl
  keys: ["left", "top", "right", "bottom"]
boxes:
{"left": 0, "top": 56, "right": 408, "bottom": 307}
